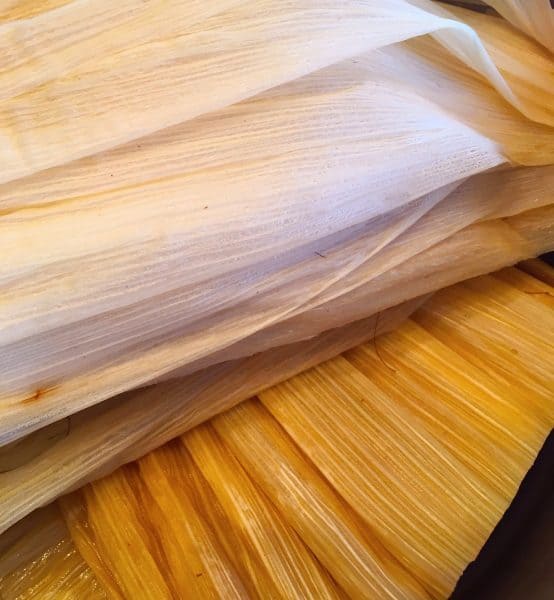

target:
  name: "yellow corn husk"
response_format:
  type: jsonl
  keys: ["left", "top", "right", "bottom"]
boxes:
{"left": 493, "top": 264, "right": 554, "bottom": 307}
{"left": 0, "top": 1, "right": 73, "bottom": 23}
{"left": 1, "top": 265, "right": 551, "bottom": 599}
{"left": 0, "top": 505, "right": 104, "bottom": 599}
{"left": 414, "top": 275, "right": 554, "bottom": 400}
{"left": 181, "top": 426, "right": 349, "bottom": 599}
{"left": 485, "top": 0, "right": 554, "bottom": 53}
{"left": 1, "top": 178, "right": 552, "bottom": 446}
{"left": 0, "top": 193, "right": 553, "bottom": 531}
{"left": 1, "top": 0, "right": 553, "bottom": 455}
{"left": 1, "top": 193, "right": 553, "bottom": 532}
{"left": 0, "top": 506, "right": 66, "bottom": 579}
{"left": 0, "top": 2, "right": 553, "bottom": 581}
{"left": 0, "top": 0, "right": 549, "bottom": 181}
{"left": 0, "top": 297, "right": 424, "bottom": 534}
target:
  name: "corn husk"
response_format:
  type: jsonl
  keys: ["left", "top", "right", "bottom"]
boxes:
{"left": 0, "top": 0, "right": 553, "bottom": 540}
{"left": 484, "top": 0, "right": 554, "bottom": 53}
{"left": 0, "top": 188, "right": 552, "bottom": 532}
{"left": 0, "top": 265, "right": 552, "bottom": 599}
{"left": 0, "top": 296, "right": 423, "bottom": 533}
{"left": 0, "top": 0, "right": 553, "bottom": 443}
{"left": 0, "top": 505, "right": 104, "bottom": 599}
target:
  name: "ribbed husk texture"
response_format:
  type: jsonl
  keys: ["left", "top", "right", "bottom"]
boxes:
{"left": 0, "top": 265, "right": 552, "bottom": 599}
{"left": 0, "top": 0, "right": 553, "bottom": 532}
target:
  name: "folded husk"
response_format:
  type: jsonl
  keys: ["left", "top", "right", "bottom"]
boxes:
{"left": 0, "top": 0, "right": 553, "bottom": 520}
{"left": 0, "top": 296, "right": 424, "bottom": 534}
{"left": 484, "top": 0, "right": 554, "bottom": 53}
{"left": 0, "top": 197, "right": 552, "bottom": 533}
{"left": 1, "top": 264, "right": 551, "bottom": 599}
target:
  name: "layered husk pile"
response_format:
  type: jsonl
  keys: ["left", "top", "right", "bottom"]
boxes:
{"left": 0, "top": 0, "right": 553, "bottom": 550}
{"left": 0, "top": 262, "right": 552, "bottom": 598}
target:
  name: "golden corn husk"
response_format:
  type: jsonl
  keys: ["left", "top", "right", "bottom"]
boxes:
{"left": 0, "top": 2, "right": 553, "bottom": 591}
{"left": 0, "top": 264, "right": 552, "bottom": 598}
{"left": 1, "top": 0, "right": 553, "bottom": 447}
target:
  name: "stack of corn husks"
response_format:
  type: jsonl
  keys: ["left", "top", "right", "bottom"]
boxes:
{"left": 1, "top": 263, "right": 553, "bottom": 599}
{"left": 0, "top": 0, "right": 553, "bottom": 537}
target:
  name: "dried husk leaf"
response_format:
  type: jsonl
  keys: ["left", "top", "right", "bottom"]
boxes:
{"left": 485, "top": 0, "right": 554, "bottom": 53}
{"left": 0, "top": 0, "right": 552, "bottom": 510}
{"left": 0, "top": 264, "right": 552, "bottom": 598}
